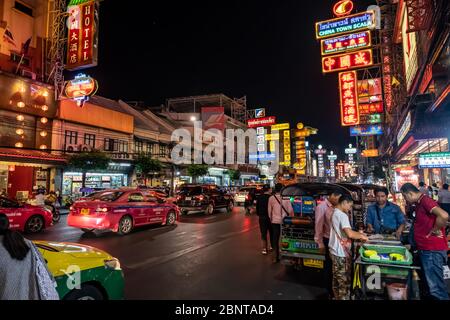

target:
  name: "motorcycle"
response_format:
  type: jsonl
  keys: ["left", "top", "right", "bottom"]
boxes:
{"left": 44, "top": 199, "right": 61, "bottom": 224}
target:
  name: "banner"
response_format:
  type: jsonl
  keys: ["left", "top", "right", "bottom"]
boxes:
{"left": 201, "top": 107, "right": 225, "bottom": 131}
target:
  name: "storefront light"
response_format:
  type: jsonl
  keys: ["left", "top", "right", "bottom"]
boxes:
{"left": 16, "top": 115, "right": 25, "bottom": 121}
{"left": 41, "top": 105, "right": 48, "bottom": 111}
{"left": 39, "top": 145, "right": 47, "bottom": 150}
{"left": 15, "top": 129, "right": 24, "bottom": 135}
{"left": 40, "top": 131, "right": 48, "bottom": 137}
{"left": 40, "top": 117, "right": 48, "bottom": 124}
{"left": 15, "top": 142, "right": 23, "bottom": 148}
{"left": 42, "top": 91, "right": 49, "bottom": 97}
{"left": 17, "top": 101, "right": 25, "bottom": 108}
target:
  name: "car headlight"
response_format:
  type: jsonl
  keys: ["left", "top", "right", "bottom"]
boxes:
{"left": 104, "top": 258, "right": 121, "bottom": 270}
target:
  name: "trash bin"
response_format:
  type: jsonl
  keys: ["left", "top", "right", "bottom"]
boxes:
{"left": 386, "top": 283, "right": 408, "bottom": 300}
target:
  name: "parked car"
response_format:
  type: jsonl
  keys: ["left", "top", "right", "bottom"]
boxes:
{"left": 35, "top": 240, "right": 124, "bottom": 300}
{"left": 0, "top": 196, "right": 53, "bottom": 233}
{"left": 176, "top": 184, "right": 234, "bottom": 215}
{"left": 68, "top": 189, "right": 180, "bottom": 235}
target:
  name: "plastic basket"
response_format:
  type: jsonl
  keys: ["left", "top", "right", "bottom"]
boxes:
{"left": 359, "top": 244, "right": 413, "bottom": 266}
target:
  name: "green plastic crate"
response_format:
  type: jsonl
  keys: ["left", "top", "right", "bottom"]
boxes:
{"left": 359, "top": 244, "right": 413, "bottom": 266}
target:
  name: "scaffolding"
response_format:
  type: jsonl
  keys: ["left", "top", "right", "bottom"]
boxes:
{"left": 165, "top": 94, "right": 248, "bottom": 123}
{"left": 46, "top": 0, "right": 68, "bottom": 101}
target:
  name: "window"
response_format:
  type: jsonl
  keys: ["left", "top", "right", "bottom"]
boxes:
{"left": 10, "top": 53, "right": 31, "bottom": 66}
{"left": 14, "top": 1, "right": 33, "bottom": 17}
{"left": 135, "top": 140, "right": 143, "bottom": 153}
{"left": 84, "top": 134, "right": 96, "bottom": 148}
{"left": 146, "top": 143, "right": 154, "bottom": 155}
{"left": 65, "top": 131, "right": 78, "bottom": 145}
{"left": 160, "top": 144, "right": 167, "bottom": 157}
{"left": 118, "top": 140, "right": 128, "bottom": 153}
{"left": 128, "top": 193, "right": 144, "bottom": 202}
{"left": 104, "top": 138, "right": 114, "bottom": 151}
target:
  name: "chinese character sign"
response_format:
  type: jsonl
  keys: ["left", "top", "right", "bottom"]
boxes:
{"left": 66, "top": 1, "right": 99, "bottom": 70}
{"left": 322, "top": 49, "right": 373, "bottom": 73}
{"left": 339, "top": 71, "right": 360, "bottom": 126}
{"left": 321, "top": 31, "right": 371, "bottom": 55}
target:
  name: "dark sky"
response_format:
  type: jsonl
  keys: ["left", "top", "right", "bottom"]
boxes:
{"left": 76, "top": 0, "right": 375, "bottom": 157}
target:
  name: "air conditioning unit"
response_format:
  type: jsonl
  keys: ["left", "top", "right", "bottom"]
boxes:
{"left": 78, "top": 144, "right": 92, "bottom": 152}
{"left": 65, "top": 144, "right": 78, "bottom": 152}
{"left": 21, "top": 69, "right": 36, "bottom": 80}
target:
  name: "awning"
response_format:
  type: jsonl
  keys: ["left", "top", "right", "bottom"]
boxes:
{"left": 394, "top": 100, "right": 450, "bottom": 161}
{"left": 0, "top": 148, "right": 67, "bottom": 165}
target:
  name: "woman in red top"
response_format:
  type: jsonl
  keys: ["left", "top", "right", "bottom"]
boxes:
{"left": 401, "top": 183, "right": 449, "bottom": 300}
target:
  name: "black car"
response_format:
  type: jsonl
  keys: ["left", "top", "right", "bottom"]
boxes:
{"left": 176, "top": 184, "right": 234, "bottom": 215}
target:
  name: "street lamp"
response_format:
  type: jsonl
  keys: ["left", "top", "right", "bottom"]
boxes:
{"left": 190, "top": 116, "right": 197, "bottom": 122}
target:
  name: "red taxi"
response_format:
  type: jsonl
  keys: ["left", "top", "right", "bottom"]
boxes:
{"left": 0, "top": 196, "right": 53, "bottom": 233}
{"left": 68, "top": 189, "right": 180, "bottom": 235}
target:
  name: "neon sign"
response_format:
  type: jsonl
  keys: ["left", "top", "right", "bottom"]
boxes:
{"left": 315, "top": 11, "right": 375, "bottom": 39}
{"left": 339, "top": 71, "right": 360, "bottom": 127}
{"left": 333, "top": 0, "right": 354, "bottom": 17}
{"left": 321, "top": 31, "right": 371, "bottom": 55}
{"left": 247, "top": 116, "right": 276, "bottom": 128}
{"left": 349, "top": 124, "right": 383, "bottom": 136}
{"left": 66, "top": 0, "right": 99, "bottom": 70}
{"left": 322, "top": 49, "right": 373, "bottom": 73}
{"left": 65, "top": 73, "right": 98, "bottom": 106}
{"left": 358, "top": 102, "right": 384, "bottom": 115}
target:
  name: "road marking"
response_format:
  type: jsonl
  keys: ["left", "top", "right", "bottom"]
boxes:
{"left": 126, "top": 225, "right": 258, "bottom": 270}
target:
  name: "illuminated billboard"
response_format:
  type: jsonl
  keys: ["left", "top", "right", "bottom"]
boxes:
{"left": 322, "top": 49, "right": 373, "bottom": 73}
{"left": 321, "top": 31, "right": 371, "bottom": 55}
{"left": 247, "top": 116, "right": 276, "bottom": 128}
{"left": 315, "top": 11, "right": 376, "bottom": 39}
{"left": 349, "top": 124, "right": 383, "bottom": 136}
{"left": 338, "top": 71, "right": 360, "bottom": 126}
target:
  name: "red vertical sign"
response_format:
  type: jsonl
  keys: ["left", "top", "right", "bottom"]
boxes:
{"left": 81, "top": 2, "right": 94, "bottom": 65}
{"left": 339, "top": 71, "right": 360, "bottom": 126}
{"left": 67, "top": 1, "right": 98, "bottom": 70}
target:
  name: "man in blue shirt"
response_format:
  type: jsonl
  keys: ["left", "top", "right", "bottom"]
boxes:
{"left": 367, "top": 187, "right": 406, "bottom": 239}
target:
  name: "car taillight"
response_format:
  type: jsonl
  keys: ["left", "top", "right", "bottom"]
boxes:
{"left": 69, "top": 206, "right": 74, "bottom": 211}
{"left": 176, "top": 196, "right": 181, "bottom": 201}
{"left": 246, "top": 194, "right": 250, "bottom": 200}
{"left": 196, "top": 195, "right": 205, "bottom": 201}
{"left": 96, "top": 207, "right": 109, "bottom": 213}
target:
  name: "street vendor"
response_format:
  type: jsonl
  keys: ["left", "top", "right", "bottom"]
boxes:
{"left": 401, "top": 183, "right": 449, "bottom": 300}
{"left": 366, "top": 187, "right": 405, "bottom": 240}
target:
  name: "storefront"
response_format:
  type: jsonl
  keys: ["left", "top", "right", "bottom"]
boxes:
{"left": 393, "top": 101, "right": 450, "bottom": 187}
{"left": 62, "top": 172, "right": 129, "bottom": 195}
{"left": 0, "top": 148, "right": 66, "bottom": 200}
{"left": 62, "top": 162, "right": 133, "bottom": 196}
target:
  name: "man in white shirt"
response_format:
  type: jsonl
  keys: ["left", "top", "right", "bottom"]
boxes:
{"left": 329, "top": 195, "right": 368, "bottom": 300}
{"left": 314, "top": 189, "right": 343, "bottom": 298}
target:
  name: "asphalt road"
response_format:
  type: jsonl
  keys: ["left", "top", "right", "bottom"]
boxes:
{"left": 27, "top": 206, "right": 327, "bottom": 300}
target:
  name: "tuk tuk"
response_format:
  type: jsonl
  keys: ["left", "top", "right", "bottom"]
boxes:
{"left": 279, "top": 182, "right": 354, "bottom": 270}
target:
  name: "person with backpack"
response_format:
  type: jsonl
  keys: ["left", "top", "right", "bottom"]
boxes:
{"left": 255, "top": 187, "right": 273, "bottom": 255}
{"left": 366, "top": 187, "right": 406, "bottom": 239}
{"left": 268, "top": 183, "right": 294, "bottom": 263}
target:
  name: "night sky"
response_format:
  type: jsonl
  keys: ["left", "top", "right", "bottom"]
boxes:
{"left": 76, "top": 0, "right": 375, "bottom": 158}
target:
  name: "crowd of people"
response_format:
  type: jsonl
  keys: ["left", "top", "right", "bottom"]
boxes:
{"left": 254, "top": 182, "right": 449, "bottom": 301}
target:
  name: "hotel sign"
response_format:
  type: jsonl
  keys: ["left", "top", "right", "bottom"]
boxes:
{"left": 66, "top": 0, "right": 99, "bottom": 70}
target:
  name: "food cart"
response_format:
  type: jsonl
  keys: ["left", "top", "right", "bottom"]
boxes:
{"left": 279, "top": 183, "right": 353, "bottom": 270}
